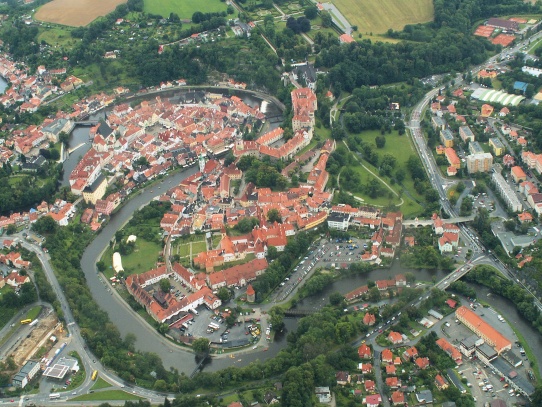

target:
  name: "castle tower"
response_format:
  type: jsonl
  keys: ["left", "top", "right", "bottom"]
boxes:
{"left": 246, "top": 284, "right": 255, "bottom": 303}
{"left": 198, "top": 153, "right": 206, "bottom": 173}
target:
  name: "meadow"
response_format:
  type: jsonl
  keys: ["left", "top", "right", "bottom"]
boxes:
{"left": 143, "top": 0, "right": 227, "bottom": 19}
{"left": 332, "top": 0, "right": 433, "bottom": 34}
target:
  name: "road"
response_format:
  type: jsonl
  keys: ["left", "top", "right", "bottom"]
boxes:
{"left": 5, "top": 237, "right": 176, "bottom": 406}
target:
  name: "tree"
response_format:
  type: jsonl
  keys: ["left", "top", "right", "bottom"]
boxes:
{"left": 96, "top": 261, "right": 106, "bottom": 272}
{"left": 304, "top": 6, "right": 318, "bottom": 20}
{"left": 32, "top": 215, "right": 58, "bottom": 234}
{"left": 368, "top": 286, "right": 381, "bottom": 302}
{"left": 6, "top": 224, "right": 16, "bottom": 235}
{"left": 320, "top": 11, "right": 332, "bottom": 27}
{"left": 192, "top": 338, "right": 210, "bottom": 355}
{"left": 267, "top": 246, "right": 279, "bottom": 260}
{"left": 329, "top": 292, "right": 345, "bottom": 307}
{"left": 217, "top": 287, "right": 230, "bottom": 302}
{"left": 267, "top": 208, "right": 282, "bottom": 223}
{"left": 159, "top": 279, "right": 170, "bottom": 294}
{"left": 58, "top": 131, "right": 69, "bottom": 148}
{"left": 375, "top": 135, "right": 386, "bottom": 148}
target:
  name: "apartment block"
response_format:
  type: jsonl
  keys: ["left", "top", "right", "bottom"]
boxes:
{"left": 491, "top": 171, "right": 522, "bottom": 212}
{"left": 466, "top": 153, "right": 493, "bottom": 173}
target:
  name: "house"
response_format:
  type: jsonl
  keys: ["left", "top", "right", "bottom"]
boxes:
{"left": 511, "top": 166, "right": 527, "bottom": 183}
{"left": 363, "top": 313, "right": 376, "bottom": 326}
{"left": 382, "top": 349, "right": 393, "bottom": 363}
{"left": 435, "top": 374, "right": 449, "bottom": 390}
{"left": 386, "top": 376, "right": 401, "bottom": 389}
{"left": 385, "top": 364, "right": 396, "bottom": 375}
{"left": 315, "top": 387, "right": 331, "bottom": 404}
{"left": 364, "top": 379, "right": 376, "bottom": 392}
{"left": 438, "top": 232, "right": 459, "bottom": 253}
{"left": 388, "top": 331, "right": 403, "bottom": 345}
{"left": 391, "top": 390, "right": 405, "bottom": 405}
{"left": 402, "top": 346, "right": 418, "bottom": 361}
{"left": 364, "top": 394, "right": 382, "bottom": 407}
{"left": 415, "top": 357, "right": 430, "bottom": 369}
{"left": 339, "top": 33, "right": 355, "bottom": 44}
{"left": 358, "top": 363, "right": 373, "bottom": 374}
{"left": 335, "top": 371, "right": 350, "bottom": 385}
{"left": 263, "top": 391, "right": 279, "bottom": 404}
{"left": 416, "top": 389, "right": 433, "bottom": 404}
{"left": 358, "top": 344, "right": 372, "bottom": 359}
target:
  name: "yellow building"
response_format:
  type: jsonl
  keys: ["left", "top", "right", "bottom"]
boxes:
{"left": 489, "top": 137, "right": 505, "bottom": 156}
{"left": 82, "top": 174, "right": 107, "bottom": 205}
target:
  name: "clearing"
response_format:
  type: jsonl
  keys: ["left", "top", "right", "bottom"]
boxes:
{"left": 35, "top": 0, "right": 128, "bottom": 27}
{"left": 143, "top": 0, "right": 227, "bottom": 19}
{"left": 331, "top": 0, "right": 434, "bottom": 34}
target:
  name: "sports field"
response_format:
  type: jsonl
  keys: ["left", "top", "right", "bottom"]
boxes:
{"left": 332, "top": 0, "right": 434, "bottom": 34}
{"left": 144, "top": 0, "right": 227, "bottom": 19}
{"left": 35, "top": 0, "right": 127, "bottom": 27}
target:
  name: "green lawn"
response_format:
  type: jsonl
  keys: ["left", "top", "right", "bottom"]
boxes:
{"left": 91, "top": 377, "right": 113, "bottom": 391}
{"left": 102, "top": 238, "right": 163, "bottom": 279}
{"left": 38, "top": 26, "right": 78, "bottom": 48}
{"left": 26, "top": 305, "right": 42, "bottom": 321}
{"left": 143, "top": 0, "right": 227, "bottom": 19}
{"left": 211, "top": 234, "right": 222, "bottom": 249}
{"left": 344, "top": 131, "right": 425, "bottom": 217}
{"left": 71, "top": 390, "right": 141, "bottom": 401}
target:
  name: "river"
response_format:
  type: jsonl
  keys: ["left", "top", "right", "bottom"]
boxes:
{"left": 0, "top": 76, "right": 7, "bottom": 94}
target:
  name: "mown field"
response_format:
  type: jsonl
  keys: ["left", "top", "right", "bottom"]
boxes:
{"left": 143, "top": 0, "right": 227, "bottom": 19}
{"left": 332, "top": 0, "right": 434, "bottom": 34}
{"left": 35, "top": 0, "right": 128, "bottom": 27}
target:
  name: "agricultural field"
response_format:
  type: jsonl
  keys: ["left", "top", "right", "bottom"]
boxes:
{"left": 143, "top": 0, "right": 227, "bottom": 19}
{"left": 35, "top": 0, "right": 128, "bottom": 27}
{"left": 331, "top": 0, "right": 434, "bottom": 34}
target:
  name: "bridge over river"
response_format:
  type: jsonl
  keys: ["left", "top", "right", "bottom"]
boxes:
{"left": 403, "top": 215, "right": 475, "bottom": 227}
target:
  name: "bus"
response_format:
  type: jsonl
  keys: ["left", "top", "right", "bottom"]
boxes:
{"left": 91, "top": 370, "right": 98, "bottom": 381}
{"left": 20, "top": 319, "right": 32, "bottom": 324}
{"left": 49, "top": 393, "right": 60, "bottom": 400}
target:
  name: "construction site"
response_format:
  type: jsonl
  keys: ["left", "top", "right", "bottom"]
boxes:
{"left": 2, "top": 307, "right": 68, "bottom": 379}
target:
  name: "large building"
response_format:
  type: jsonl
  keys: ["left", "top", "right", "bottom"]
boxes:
{"left": 459, "top": 126, "right": 475, "bottom": 143}
{"left": 491, "top": 171, "right": 522, "bottom": 212}
{"left": 291, "top": 88, "right": 317, "bottom": 131}
{"left": 489, "top": 138, "right": 505, "bottom": 156}
{"left": 12, "top": 360, "right": 40, "bottom": 388}
{"left": 466, "top": 153, "right": 493, "bottom": 173}
{"left": 327, "top": 212, "right": 350, "bottom": 231}
{"left": 455, "top": 306, "right": 512, "bottom": 354}
{"left": 440, "top": 128, "right": 454, "bottom": 148}
{"left": 82, "top": 174, "right": 107, "bottom": 204}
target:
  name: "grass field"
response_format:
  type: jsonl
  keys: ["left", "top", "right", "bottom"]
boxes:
{"left": 332, "top": 0, "right": 434, "bottom": 34}
{"left": 344, "top": 131, "right": 425, "bottom": 217}
{"left": 91, "top": 377, "right": 112, "bottom": 391}
{"left": 144, "top": 0, "right": 227, "bottom": 19}
{"left": 102, "top": 238, "right": 162, "bottom": 279}
{"left": 71, "top": 390, "right": 141, "bottom": 401}
{"left": 35, "top": 0, "right": 128, "bottom": 27}
{"left": 38, "top": 26, "right": 79, "bottom": 48}
{"left": 26, "top": 305, "right": 42, "bottom": 321}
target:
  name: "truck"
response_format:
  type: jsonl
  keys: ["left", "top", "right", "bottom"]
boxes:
{"left": 29, "top": 319, "right": 38, "bottom": 327}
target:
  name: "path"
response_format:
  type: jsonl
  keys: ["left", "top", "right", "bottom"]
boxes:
{"left": 342, "top": 140, "right": 405, "bottom": 206}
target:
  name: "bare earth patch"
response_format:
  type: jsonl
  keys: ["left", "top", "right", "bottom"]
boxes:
{"left": 35, "top": 0, "right": 127, "bottom": 27}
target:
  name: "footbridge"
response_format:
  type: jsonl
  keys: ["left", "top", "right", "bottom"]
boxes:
{"left": 74, "top": 120, "right": 99, "bottom": 126}
{"left": 283, "top": 309, "right": 317, "bottom": 318}
{"left": 403, "top": 215, "right": 475, "bottom": 228}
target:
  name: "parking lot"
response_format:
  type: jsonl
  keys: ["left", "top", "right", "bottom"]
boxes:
{"left": 274, "top": 237, "right": 369, "bottom": 302}
{"left": 168, "top": 302, "right": 266, "bottom": 349}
